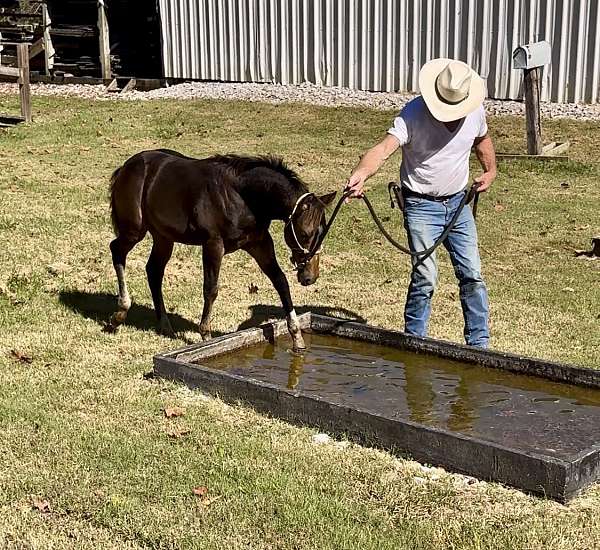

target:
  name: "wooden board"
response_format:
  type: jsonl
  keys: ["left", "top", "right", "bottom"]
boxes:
{"left": 0, "top": 65, "right": 20, "bottom": 77}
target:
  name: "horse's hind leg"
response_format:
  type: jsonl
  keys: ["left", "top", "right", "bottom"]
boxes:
{"left": 146, "top": 234, "right": 175, "bottom": 336}
{"left": 106, "top": 235, "right": 139, "bottom": 332}
{"left": 199, "top": 239, "right": 224, "bottom": 340}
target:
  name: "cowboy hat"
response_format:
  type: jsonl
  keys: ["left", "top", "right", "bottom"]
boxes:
{"left": 419, "top": 58, "right": 486, "bottom": 122}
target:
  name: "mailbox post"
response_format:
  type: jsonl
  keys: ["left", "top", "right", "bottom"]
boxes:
{"left": 513, "top": 41, "right": 552, "bottom": 155}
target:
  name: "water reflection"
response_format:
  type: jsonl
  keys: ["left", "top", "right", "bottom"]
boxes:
{"left": 201, "top": 333, "right": 600, "bottom": 459}
{"left": 287, "top": 352, "right": 305, "bottom": 390}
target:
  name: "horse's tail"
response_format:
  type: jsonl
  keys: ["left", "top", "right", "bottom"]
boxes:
{"left": 109, "top": 155, "right": 147, "bottom": 241}
{"left": 109, "top": 165, "right": 123, "bottom": 236}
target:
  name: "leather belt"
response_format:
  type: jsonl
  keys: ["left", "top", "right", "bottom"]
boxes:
{"left": 401, "top": 187, "right": 465, "bottom": 202}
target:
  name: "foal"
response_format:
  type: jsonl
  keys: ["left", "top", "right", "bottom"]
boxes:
{"left": 107, "top": 149, "right": 335, "bottom": 350}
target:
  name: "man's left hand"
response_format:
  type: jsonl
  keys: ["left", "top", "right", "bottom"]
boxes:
{"left": 473, "top": 171, "right": 496, "bottom": 193}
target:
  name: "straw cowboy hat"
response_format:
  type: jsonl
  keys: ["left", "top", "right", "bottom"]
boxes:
{"left": 419, "top": 58, "right": 486, "bottom": 122}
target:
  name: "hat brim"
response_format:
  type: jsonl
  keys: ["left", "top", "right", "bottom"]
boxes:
{"left": 419, "top": 58, "right": 486, "bottom": 122}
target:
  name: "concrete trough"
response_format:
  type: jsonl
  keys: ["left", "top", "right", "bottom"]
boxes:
{"left": 153, "top": 313, "right": 600, "bottom": 502}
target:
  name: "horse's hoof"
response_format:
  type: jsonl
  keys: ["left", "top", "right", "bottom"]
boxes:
{"left": 291, "top": 338, "right": 307, "bottom": 354}
{"left": 103, "top": 322, "right": 118, "bottom": 334}
{"left": 158, "top": 324, "right": 176, "bottom": 338}
{"left": 292, "top": 334, "right": 306, "bottom": 352}
{"left": 200, "top": 332, "right": 212, "bottom": 341}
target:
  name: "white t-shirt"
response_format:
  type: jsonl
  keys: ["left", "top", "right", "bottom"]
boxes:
{"left": 387, "top": 96, "right": 488, "bottom": 197}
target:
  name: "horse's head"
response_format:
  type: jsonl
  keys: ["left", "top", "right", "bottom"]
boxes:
{"left": 284, "top": 191, "right": 337, "bottom": 286}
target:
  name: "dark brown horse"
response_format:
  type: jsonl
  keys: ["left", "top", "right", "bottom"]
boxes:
{"left": 107, "top": 149, "right": 336, "bottom": 350}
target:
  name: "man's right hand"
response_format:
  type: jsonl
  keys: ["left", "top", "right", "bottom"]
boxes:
{"left": 344, "top": 171, "right": 368, "bottom": 200}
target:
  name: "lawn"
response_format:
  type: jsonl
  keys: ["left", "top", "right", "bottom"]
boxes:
{"left": 0, "top": 91, "right": 598, "bottom": 549}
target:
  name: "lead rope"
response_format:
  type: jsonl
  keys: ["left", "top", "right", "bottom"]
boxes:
{"left": 309, "top": 182, "right": 481, "bottom": 268}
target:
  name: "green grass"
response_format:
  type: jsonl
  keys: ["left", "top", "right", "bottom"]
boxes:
{"left": 0, "top": 92, "right": 599, "bottom": 549}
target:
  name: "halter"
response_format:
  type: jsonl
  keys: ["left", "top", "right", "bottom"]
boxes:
{"left": 285, "top": 192, "right": 324, "bottom": 269}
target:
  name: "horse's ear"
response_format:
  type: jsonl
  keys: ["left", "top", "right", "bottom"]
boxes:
{"left": 318, "top": 191, "right": 337, "bottom": 207}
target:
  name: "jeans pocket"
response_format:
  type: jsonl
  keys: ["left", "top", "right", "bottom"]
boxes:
{"left": 403, "top": 196, "right": 423, "bottom": 208}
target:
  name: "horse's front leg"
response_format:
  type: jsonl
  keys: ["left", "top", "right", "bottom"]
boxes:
{"left": 199, "top": 239, "right": 224, "bottom": 340}
{"left": 244, "top": 235, "right": 306, "bottom": 351}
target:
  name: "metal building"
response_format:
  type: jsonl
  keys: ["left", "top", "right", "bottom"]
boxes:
{"left": 158, "top": 0, "right": 600, "bottom": 104}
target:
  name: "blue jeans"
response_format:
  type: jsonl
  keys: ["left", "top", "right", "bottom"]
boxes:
{"left": 403, "top": 190, "right": 489, "bottom": 348}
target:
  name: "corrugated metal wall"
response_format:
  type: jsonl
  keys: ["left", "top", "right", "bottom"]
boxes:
{"left": 158, "top": 0, "right": 600, "bottom": 104}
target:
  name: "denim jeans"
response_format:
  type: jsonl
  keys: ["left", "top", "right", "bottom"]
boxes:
{"left": 403, "top": 190, "right": 490, "bottom": 348}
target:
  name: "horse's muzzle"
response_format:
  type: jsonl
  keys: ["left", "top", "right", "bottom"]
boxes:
{"left": 297, "top": 272, "right": 317, "bottom": 286}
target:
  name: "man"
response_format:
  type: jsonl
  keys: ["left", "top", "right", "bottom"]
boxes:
{"left": 346, "top": 58, "right": 497, "bottom": 348}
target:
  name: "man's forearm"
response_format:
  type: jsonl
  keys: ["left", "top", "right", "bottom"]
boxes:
{"left": 353, "top": 145, "right": 389, "bottom": 180}
{"left": 474, "top": 135, "right": 497, "bottom": 176}
{"left": 346, "top": 135, "right": 400, "bottom": 198}
{"left": 352, "top": 135, "right": 400, "bottom": 180}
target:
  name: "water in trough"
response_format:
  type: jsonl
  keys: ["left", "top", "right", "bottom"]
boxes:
{"left": 198, "top": 333, "right": 600, "bottom": 460}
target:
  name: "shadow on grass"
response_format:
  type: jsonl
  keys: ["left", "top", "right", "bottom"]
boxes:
{"left": 58, "top": 290, "right": 198, "bottom": 334}
{"left": 236, "top": 304, "right": 367, "bottom": 331}
{"left": 59, "top": 291, "right": 367, "bottom": 339}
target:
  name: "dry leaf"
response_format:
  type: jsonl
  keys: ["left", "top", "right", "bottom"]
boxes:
{"left": 248, "top": 283, "right": 259, "bottom": 294}
{"left": 494, "top": 203, "right": 505, "bottom": 212}
{"left": 31, "top": 497, "right": 50, "bottom": 513}
{"left": 200, "top": 495, "right": 222, "bottom": 507}
{"left": 192, "top": 486, "right": 208, "bottom": 498}
{"left": 166, "top": 426, "right": 191, "bottom": 439}
{"left": 562, "top": 287, "right": 575, "bottom": 292}
{"left": 163, "top": 406, "right": 185, "bottom": 418}
{"left": 192, "top": 486, "right": 221, "bottom": 507}
{"left": 10, "top": 350, "right": 33, "bottom": 364}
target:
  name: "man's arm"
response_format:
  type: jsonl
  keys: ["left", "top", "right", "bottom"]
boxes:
{"left": 473, "top": 134, "right": 497, "bottom": 192}
{"left": 345, "top": 134, "right": 400, "bottom": 198}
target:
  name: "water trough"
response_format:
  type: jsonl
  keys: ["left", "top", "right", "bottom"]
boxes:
{"left": 153, "top": 313, "right": 600, "bottom": 502}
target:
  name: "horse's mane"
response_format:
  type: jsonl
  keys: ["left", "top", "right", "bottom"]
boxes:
{"left": 209, "top": 154, "right": 308, "bottom": 191}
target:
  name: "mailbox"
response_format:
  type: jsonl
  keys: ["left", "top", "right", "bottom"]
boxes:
{"left": 512, "top": 41, "right": 552, "bottom": 69}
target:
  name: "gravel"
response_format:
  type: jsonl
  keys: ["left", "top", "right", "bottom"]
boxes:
{"left": 2, "top": 80, "right": 600, "bottom": 120}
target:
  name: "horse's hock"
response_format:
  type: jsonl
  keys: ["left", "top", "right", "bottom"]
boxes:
{"left": 154, "top": 314, "right": 600, "bottom": 502}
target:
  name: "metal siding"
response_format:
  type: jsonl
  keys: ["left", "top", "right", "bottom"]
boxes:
{"left": 158, "top": 0, "right": 600, "bottom": 103}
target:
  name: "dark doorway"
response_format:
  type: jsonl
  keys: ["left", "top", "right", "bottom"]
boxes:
{"left": 45, "top": 0, "right": 162, "bottom": 78}
{"left": 107, "top": 0, "right": 162, "bottom": 78}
